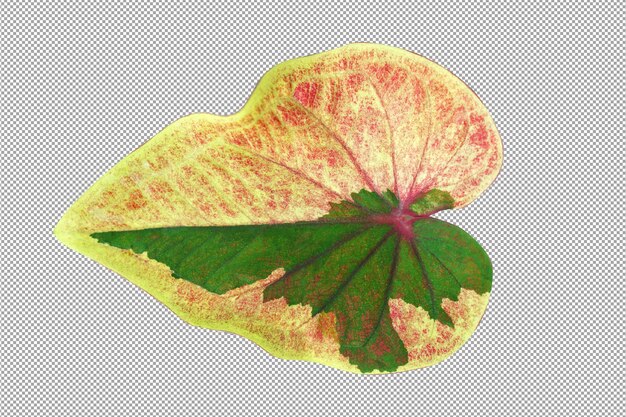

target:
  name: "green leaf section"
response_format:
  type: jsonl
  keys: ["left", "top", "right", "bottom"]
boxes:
{"left": 91, "top": 189, "right": 491, "bottom": 373}
{"left": 321, "top": 189, "right": 393, "bottom": 220}
{"left": 409, "top": 189, "right": 455, "bottom": 215}
{"left": 393, "top": 218, "right": 492, "bottom": 327}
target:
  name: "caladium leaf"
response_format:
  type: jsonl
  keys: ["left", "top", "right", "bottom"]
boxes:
{"left": 54, "top": 43, "right": 502, "bottom": 373}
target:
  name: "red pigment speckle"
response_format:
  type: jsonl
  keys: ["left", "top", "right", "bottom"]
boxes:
{"left": 218, "top": 201, "right": 237, "bottom": 217}
{"left": 182, "top": 166, "right": 193, "bottom": 178}
{"left": 293, "top": 82, "right": 320, "bottom": 108}
{"left": 267, "top": 113, "right": 287, "bottom": 134}
{"left": 389, "top": 303, "right": 402, "bottom": 321}
{"left": 423, "top": 344, "right": 436, "bottom": 356}
{"left": 147, "top": 156, "right": 169, "bottom": 171}
{"left": 337, "top": 114, "right": 355, "bottom": 131}
{"left": 276, "top": 187, "right": 292, "bottom": 202}
{"left": 322, "top": 149, "right": 341, "bottom": 168}
{"left": 373, "top": 63, "right": 392, "bottom": 84}
{"left": 95, "top": 190, "right": 116, "bottom": 208}
{"left": 148, "top": 181, "right": 172, "bottom": 200}
{"left": 324, "top": 79, "right": 343, "bottom": 117}
{"left": 277, "top": 105, "right": 304, "bottom": 126}
{"left": 249, "top": 127, "right": 264, "bottom": 149}
{"left": 230, "top": 132, "right": 248, "bottom": 147}
{"left": 178, "top": 287, "right": 198, "bottom": 303}
{"left": 413, "top": 82, "right": 426, "bottom": 106}
{"left": 125, "top": 190, "right": 146, "bottom": 210}
{"left": 470, "top": 124, "right": 489, "bottom": 149}
{"left": 470, "top": 114, "right": 485, "bottom": 124}
{"left": 198, "top": 203, "right": 215, "bottom": 217}
{"left": 193, "top": 130, "right": 207, "bottom": 145}
{"left": 453, "top": 107, "right": 467, "bottom": 124}
{"left": 445, "top": 300, "right": 468, "bottom": 322}
{"left": 197, "top": 174, "right": 210, "bottom": 187}
{"left": 390, "top": 68, "right": 406, "bottom": 87}
{"left": 368, "top": 121, "right": 379, "bottom": 134}
{"left": 312, "top": 325, "right": 325, "bottom": 343}
{"left": 257, "top": 119, "right": 272, "bottom": 137}
{"left": 435, "top": 323, "right": 454, "bottom": 344}
{"left": 346, "top": 73, "right": 363, "bottom": 92}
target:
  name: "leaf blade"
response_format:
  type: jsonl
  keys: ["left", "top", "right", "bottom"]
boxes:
{"left": 56, "top": 43, "right": 502, "bottom": 373}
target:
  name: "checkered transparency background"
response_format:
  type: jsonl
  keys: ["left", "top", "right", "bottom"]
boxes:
{"left": 2, "top": 1, "right": 624, "bottom": 416}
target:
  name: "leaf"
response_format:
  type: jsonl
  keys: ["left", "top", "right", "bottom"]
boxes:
{"left": 54, "top": 43, "right": 502, "bottom": 373}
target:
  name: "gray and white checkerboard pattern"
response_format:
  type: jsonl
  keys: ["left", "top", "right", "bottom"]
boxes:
{"left": 2, "top": 1, "right": 624, "bottom": 416}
